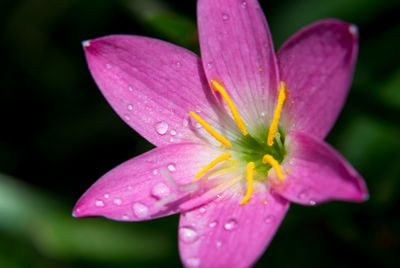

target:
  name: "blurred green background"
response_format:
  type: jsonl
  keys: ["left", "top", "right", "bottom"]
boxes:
{"left": 0, "top": 0, "right": 399, "bottom": 267}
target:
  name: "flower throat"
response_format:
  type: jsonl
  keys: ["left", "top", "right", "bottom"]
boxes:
{"left": 189, "top": 79, "right": 288, "bottom": 205}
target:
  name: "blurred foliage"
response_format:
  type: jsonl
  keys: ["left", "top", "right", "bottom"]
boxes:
{"left": 0, "top": 0, "right": 399, "bottom": 267}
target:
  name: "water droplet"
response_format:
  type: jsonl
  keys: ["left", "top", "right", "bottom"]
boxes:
{"left": 169, "top": 137, "right": 174, "bottom": 142}
{"left": 124, "top": 114, "right": 130, "bottom": 121}
{"left": 209, "top": 221, "right": 218, "bottom": 228}
{"left": 222, "top": 13, "right": 229, "bottom": 20}
{"left": 104, "top": 194, "right": 109, "bottom": 199}
{"left": 168, "top": 163, "right": 176, "bottom": 172}
{"left": 153, "top": 169, "right": 158, "bottom": 175}
{"left": 113, "top": 198, "right": 122, "bottom": 205}
{"left": 155, "top": 121, "right": 168, "bottom": 135}
{"left": 179, "top": 227, "right": 198, "bottom": 243}
{"left": 216, "top": 241, "right": 222, "bottom": 248}
{"left": 265, "top": 215, "right": 275, "bottom": 224}
{"left": 170, "top": 130, "right": 176, "bottom": 136}
{"left": 175, "top": 61, "right": 182, "bottom": 67}
{"left": 263, "top": 200, "right": 269, "bottom": 205}
{"left": 121, "top": 214, "right": 130, "bottom": 220}
{"left": 241, "top": 1, "right": 247, "bottom": 8}
{"left": 261, "top": 112, "right": 266, "bottom": 117}
{"left": 133, "top": 202, "right": 149, "bottom": 219}
{"left": 127, "top": 104, "right": 133, "bottom": 110}
{"left": 298, "top": 190, "right": 308, "bottom": 200}
{"left": 106, "top": 63, "right": 111, "bottom": 69}
{"left": 128, "top": 185, "right": 133, "bottom": 191}
{"left": 128, "top": 85, "right": 133, "bottom": 92}
{"left": 207, "top": 62, "right": 213, "bottom": 68}
{"left": 224, "top": 219, "right": 238, "bottom": 231}
{"left": 199, "top": 206, "right": 207, "bottom": 214}
{"left": 349, "top": 24, "right": 358, "bottom": 35}
{"left": 186, "top": 257, "right": 200, "bottom": 267}
{"left": 194, "top": 122, "right": 202, "bottom": 128}
{"left": 151, "top": 182, "right": 170, "bottom": 198}
{"left": 95, "top": 200, "right": 104, "bottom": 207}
{"left": 309, "top": 200, "right": 316, "bottom": 206}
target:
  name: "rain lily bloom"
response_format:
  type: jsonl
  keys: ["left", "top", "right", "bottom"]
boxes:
{"left": 73, "top": 0, "right": 368, "bottom": 267}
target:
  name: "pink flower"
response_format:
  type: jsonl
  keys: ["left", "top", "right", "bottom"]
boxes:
{"left": 73, "top": 0, "right": 368, "bottom": 267}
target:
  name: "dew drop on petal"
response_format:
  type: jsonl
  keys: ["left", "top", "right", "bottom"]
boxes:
{"left": 153, "top": 169, "right": 158, "bottom": 175}
{"left": 127, "top": 104, "right": 133, "bottom": 111}
{"left": 186, "top": 257, "right": 200, "bottom": 267}
{"left": 155, "top": 121, "right": 168, "bottom": 135}
{"left": 298, "top": 190, "right": 308, "bottom": 200}
{"left": 241, "top": 1, "right": 247, "bottom": 8}
{"left": 133, "top": 202, "right": 149, "bottom": 219}
{"left": 216, "top": 241, "right": 222, "bottom": 248}
{"left": 170, "top": 130, "right": 176, "bottom": 136}
{"left": 95, "top": 199, "right": 104, "bottom": 207}
{"left": 104, "top": 194, "right": 109, "bottom": 199}
{"left": 224, "top": 219, "right": 238, "bottom": 231}
{"left": 183, "top": 118, "right": 189, "bottom": 127}
{"left": 128, "top": 85, "right": 133, "bottom": 92}
{"left": 151, "top": 182, "right": 170, "bottom": 198}
{"left": 170, "top": 137, "right": 174, "bottom": 142}
{"left": 309, "top": 200, "right": 316, "bottom": 206}
{"left": 207, "top": 62, "right": 213, "bottom": 69}
{"left": 179, "top": 227, "right": 199, "bottom": 243}
{"left": 106, "top": 63, "right": 111, "bottom": 69}
{"left": 122, "top": 214, "right": 130, "bottom": 220}
{"left": 128, "top": 185, "right": 133, "bottom": 191}
{"left": 175, "top": 61, "right": 182, "bottom": 67}
{"left": 168, "top": 163, "right": 176, "bottom": 172}
{"left": 124, "top": 114, "right": 130, "bottom": 121}
{"left": 265, "top": 215, "right": 275, "bottom": 224}
{"left": 199, "top": 206, "right": 207, "bottom": 214}
{"left": 209, "top": 221, "right": 218, "bottom": 228}
{"left": 222, "top": 13, "right": 229, "bottom": 20}
{"left": 113, "top": 198, "right": 122, "bottom": 205}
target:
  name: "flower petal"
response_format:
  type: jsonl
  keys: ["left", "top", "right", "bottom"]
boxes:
{"left": 197, "top": 0, "right": 279, "bottom": 136}
{"left": 278, "top": 19, "right": 358, "bottom": 139}
{"left": 73, "top": 143, "right": 226, "bottom": 221}
{"left": 274, "top": 131, "right": 368, "bottom": 206}
{"left": 178, "top": 190, "right": 289, "bottom": 268}
{"left": 84, "top": 35, "right": 236, "bottom": 147}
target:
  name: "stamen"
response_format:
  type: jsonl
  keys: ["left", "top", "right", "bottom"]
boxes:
{"left": 190, "top": 111, "right": 232, "bottom": 148}
{"left": 195, "top": 153, "right": 232, "bottom": 179}
{"left": 211, "top": 79, "right": 248, "bottom": 136}
{"left": 267, "top": 81, "right": 287, "bottom": 146}
{"left": 262, "top": 154, "right": 285, "bottom": 181}
{"left": 240, "top": 162, "right": 255, "bottom": 205}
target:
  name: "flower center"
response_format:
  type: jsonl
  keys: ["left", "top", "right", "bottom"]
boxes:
{"left": 189, "top": 79, "right": 288, "bottom": 205}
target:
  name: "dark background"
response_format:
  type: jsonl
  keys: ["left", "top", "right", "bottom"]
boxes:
{"left": 0, "top": 0, "right": 399, "bottom": 267}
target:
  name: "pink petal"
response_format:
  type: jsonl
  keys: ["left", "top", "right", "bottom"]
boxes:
{"left": 197, "top": 0, "right": 279, "bottom": 136}
{"left": 84, "top": 35, "right": 236, "bottom": 147}
{"left": 278, "top": 19, "right": 358, "bottom": 139}
{"left": 73, "top": 143, "right": 226, "bottom": 221}
{"left": 273, "top": 131, "right": 368, "bottom": 206}
{"left": 178, "top": 189, "right": 289, "bottom": 268}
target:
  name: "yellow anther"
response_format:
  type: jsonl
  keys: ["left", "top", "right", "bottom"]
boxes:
{"left": 240, "top": 162, "right": 255, "bottom": 205}
{"left": 195, "top": 153, "right": 232, "bottom": 179}
{"left": 267, "top": 81, "right": 287, "bottom": 146}
{"left": 210, "top": 79, "right": 248, "bottom": 136}
{"left": 262, "top": 154, "right": 285, "bottom": 181}
{"left": 190, "top": 111, "right": 232, "bottom": 148}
